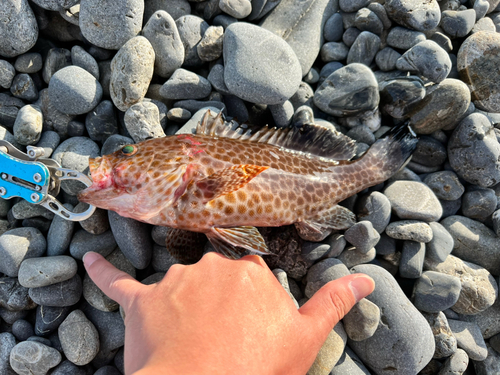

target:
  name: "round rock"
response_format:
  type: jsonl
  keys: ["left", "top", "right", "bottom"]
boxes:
{"left": 384, "top": 0, "right": 441, "bottom": 31}
{"left": 461, "top": 187, "right": 497, "bottom": 220}
{"left": 305, "top": 258, "right": 350, "bottom": 298}
{"left": 413, "top": 271, "right": 462, "bottom": 313}
{"left": 386, "top": 220, "right": 433, "bottom": 243}
{"left": 0, "top": 227, "right": 46, "bottom": 277}
{"left": 223, "top": 22, "right": 302, "bottom": 105}
{"left": 343, "top": 298, "right": 380, "bottom": 341}
{"left": 18, "top": 255, "right": 77, "bottom": 288}
{"left": 48, "top": 66, "right": 102, "bottom": 115}
{"left": 0, "top": 0, "right": 38, "bottom": 58}
{"left": 426, "top": 221, "right": 454, "bottom": 263}
{"left": 423, "top": 171, "right": 465, "bottom": 201}
{"left": 9, "top": 341, "right": 61, "bottom": 375}
{"left": 29, "top": 274, "right": 82, "bottom": 307}
{"left": 160, "top": 68, "right": 212, "bottom": 100}
{"left": 441, "top": 10, "right": 477, "bottom": 38}
{"left": 69, "top": 229, "right": 117, "bottom": 260}
{"left": 13, "top": 104, "right": 43, "bottom": 146}
{"left": 448, "top": 319, "right": 488, "bottom": 361}
{"left": 421, "top": 311, "right": 458, "bottom": 359}
{"left": 85, "top": 100, "right": 119, "bottom": 143}
{"left": 123, "top": 101, "right": 165, "bottom": 143}
{"left": 347, "top": 31, "right": 381, "bottom": 66}
{"left": 344, "top": 221, "right": 380, "bottom": 253}
{"left": 47, "top": 203, "right": 75, "bottom": 256}
{"left": 14, "top": 53, "right": 43, "bottom": 74}
{"left": 0, "top": 60, "right": 15, "bottom": 89}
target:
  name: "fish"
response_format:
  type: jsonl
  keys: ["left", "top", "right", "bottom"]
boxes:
{"left": 78, "top": 110, "right": 418, "bottom": 261}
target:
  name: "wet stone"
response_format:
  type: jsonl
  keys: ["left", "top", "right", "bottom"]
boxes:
{"left": 438, "top": 348, "right": 469, "bottom": 374}
{"left": 85, "top": 100, "right": 119, "bottom": 143}
{"left": 58, "top": 309, "right": 99, "bottom": 365}
{"left": 458, "top": 31, "right": 500, "bottom": 113}
{"left": 69, "top": 229, "right": 117, "bottom": 260}
{"left": 305, "top": 258, "right": 350, "bottom": 298}
{"left": 29, "top": 274, "right": 82, "bottom": 307}
{"left": 441, "top": 10, "right": 477, "bottom": 38}
{"left": 9, "top": 341, "right": 61, "bottom": 375}
{"left": 421, "top": 312, "right": 458, "bottom": 359}
{"left": 110, "top": 36, "right": 155, "bottom": 112}
{"left": 441, "top": 215, "right": 500, "bottom": 276}
{"left": 426, "top": 222, "right": 454, "bottom": 263}
{"left": 223, "top": 22, "right": 302, "bottom": 105}
{"left": 343, "top": 298, "right": 380, "bottom": 341}
{"left": 423, "top": 171, "right": 465, "bottom": 201}
{"left": 0, "top": 0, "right": 38, "bottom": 58}
{"left": 13, "top": 104, "right": 43, "bottom": 146}
{"left": 314, "top": 63, "right": 379, "bottom": 117}
{"left": 386, "top": 26, "right": 426, "bottom": 50}
{"left": 413, "top": 271, "right": 462, "bottom": 313}
{"left": 124, "top": 101, "right": 165, "bottom": 143}
{"left": 348, "top": 264, "right": 435, "bottom": 374}
{"left": 384, "top": 0, "right": 441, "bottom": 31}
{"left": 448, "top": 319, "right": 488, "bottom": 361}
{"left": 14, "top": 53, "right": 43, "bottom": 74}
{"left": 0, "top": 227, "right": 47, "bottom": 277}
{"left": 18, "top": 255, "right": 77, "bottom": 288}
{"left": 347, "top": 31, "right": 381, "bottom": 66}
{"left": 461, "top": 187, "right": 497, "bottom": 221}
{"left": 35, "top": 305, "right": 72, "bottom": 336}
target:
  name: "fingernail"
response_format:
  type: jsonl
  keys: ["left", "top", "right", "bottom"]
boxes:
{"left": 83, "top": 252, "right": 101, "bottom": 267}
{"left": 349, "top": 275, "right": 375, "bottom": 302}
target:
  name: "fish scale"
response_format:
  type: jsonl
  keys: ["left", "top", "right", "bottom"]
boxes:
{"left": 79, "top": 111, "right": 417, "bottom": 261}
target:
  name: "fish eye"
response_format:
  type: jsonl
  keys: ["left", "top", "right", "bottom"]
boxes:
{"left": 121, "top": 145, "right": 137, "bottom": 156}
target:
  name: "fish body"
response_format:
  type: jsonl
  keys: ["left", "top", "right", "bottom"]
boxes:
{"left": 79, "top": 111, "right": 417, "bottom": 260}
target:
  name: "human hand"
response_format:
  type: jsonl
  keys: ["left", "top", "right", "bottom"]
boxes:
{"left": 83, "top": 251, "right": 375, "bottom": 375}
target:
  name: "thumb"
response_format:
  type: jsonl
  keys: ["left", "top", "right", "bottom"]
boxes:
{"left": 83, "top": 251, "right": 143, "bottom": 307}
{"left": 299, "top": 273, "right": 375, "bottom": 343}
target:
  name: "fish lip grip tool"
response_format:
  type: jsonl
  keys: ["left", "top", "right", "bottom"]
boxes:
{"left": 0, "top": 140, "right": 96, "bottom": 221}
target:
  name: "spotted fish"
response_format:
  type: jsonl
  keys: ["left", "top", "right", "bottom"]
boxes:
{"left": 78, "top": 111, "right": 417, "bottom": 261}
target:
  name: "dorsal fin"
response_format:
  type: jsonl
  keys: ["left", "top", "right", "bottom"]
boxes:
{"left": 195, "top": 110, "right": 356, "bottom": 161}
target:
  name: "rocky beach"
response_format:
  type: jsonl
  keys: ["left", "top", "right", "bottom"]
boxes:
{"left": 1, "top": 0, "right": 500, "bottom": 374}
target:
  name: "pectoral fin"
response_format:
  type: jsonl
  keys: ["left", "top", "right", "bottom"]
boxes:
{"left": 295, "top": 205, "right": 356, "bottom": 241}
{"left": 197, "top": 165, "right": 268, "bottom": 203}
{"left": 165, "top": 227, "right": 207, "bottom": 264}
{"left": 206, "top": 226, "right": 270, "bottom": 259}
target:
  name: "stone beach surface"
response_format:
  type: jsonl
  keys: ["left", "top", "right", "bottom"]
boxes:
{"left": 0, "top": 0, "right": 500, "bottom": 374}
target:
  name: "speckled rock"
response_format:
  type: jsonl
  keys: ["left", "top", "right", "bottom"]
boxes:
{"left": 421, "top": 312, "right": 458, "bottom": 359}
{"left": 384, "top": 0, "right": 441, "bottom": 31}
{"left": 424, "top": 255, "right": 498, "bottom": 315}
{"left": 423, "top": 171, "right": 465, "bottom": 201}
{"left": 124, "top": 101, "right": 165, "bottom": 143}
{"left": 348, "top": 264, "right": 435, "bottom": 375}
{"left": 343, "top": 298, "right": 380, "bottom": 341}
{"left": 58, "top": 309, "right": 99, "bottom": 365}
{"left": 458, "top": 31, "right": 500, "bottom": 113}
{"left": 9, "top": 341, "right": 61, "bottom": 375}
{"left": 386, "top": 220, "right": 433, "bottom": 243}
{"left": 13, "top": 104, "right": 43, "bottom": 145}
{"left": 18, "top": 255, "right": 77, "bottom": 288}
{"left": 308, "top": 323, "right": 347, "bottom": 375}
{"left": 0, "top": 0, "right": 38, "bottom": 58}
{"left": 175, "top": 15, "right": 208, "bottom": 67}
{"left": 110, "top": 36, "right": 155, "bottom": 112}
{"left": 438, "top": 348, "right": 469, "bottom": 375}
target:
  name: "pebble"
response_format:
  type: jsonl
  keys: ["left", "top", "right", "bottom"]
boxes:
{"left": 413, "top": 271, "right": 462, "bottom": 313}
{"left": 423, "top": 171, "right": 465, "bottom": 201}
{"left": 223, "top": 22, "right": 302, "bottom": 105}
{"left": 59, "top": 309, "right": 100, "bottom": 365}
{"left": 85, "top": 100, "right": 118, "bottom": 143}
{"left": 324, "top": 13, "right": 344, "bottom": 42}
{"left": 0, "top": 0, "right": 38, "bottom": 58}
{"left": 375, "top": 47, "right": 401, "bottom": 72}
{"left": 379, "top": 77, "right": 426, "bottom": 119}
{"left": 339, "top": 0, "right": 369, "bottom": 13}
{"left": 14, "top": 53, "right": 43, "bottom": 74}
{"left": 337, "top": 247, "right": 376, "bottom": 268}
{"left": 472, "top": 16, "right": 497, "bottom": 33}
{"left": 458, "top": 31, "right": 500, "bottom": 113}
{"left": 441, "top": 10, "right": 477, "bottom": 38}
{"left": 29, "top": 274, "right": 82, "bottom": 307}
{"left": 384, "top": 181, "right": 443, "bottom": 222}
{"left": 384, "top": 0, "right": 441, "bottom": 31}
{"left": 348, "top": 264, "right": 435, "bottom": 374}
{"left": 123, "top": 101, "right": 165, "bottom": 143}
{"left": 52, "top": 136, "right": 100, "bottom": 195}
{"left": 71, "top": 46, "right": 99, "bottom": 80}
{"left": 51, "top": 360, "right": 92, "bottom": 375}
{"left": 110, "top": 36, "right": 155, "bottom": 112}
{"left": 429, "top": 32, "right": 454, "bottom": 52}
{"left": 18, "top": 255, "right": 77, "bottom": 288}
{"left": 457, "top": 297, "right": 500, "bottom": 339}
{"left": 175, "top": 15, "right": 209, "bottom": 68}
{"left": 473, "top": 345, "right": 500, "bottom": 375}
{"left": 314, "top": 63, "right": 379, "bottom": 117}
{"left": 13, "top": 104, "right": 43, "bottom": 145}
{"left": 160, "top": 68, "right": 212, "bottom": 100}
{"left": 12, "top": 320, "right": 34, "bottom": 341}
{"left": 9, "top": 341, "right": 61, "bottom": 375}
{"left": 331, "top": 346, "right": 371, "bottom": 375}
{"left": 422, "top": 312, "right": 458, "bottom": 359}
{"left": 386, "top": 221, "right": 433, "bottom": 244}
{"left": 447, "top": 319, "right": 488, "bottom": 361}
{"left": 35, "top": 305, "right": 72, "bottom": 337}
{"left": 0, "top": 93, "right": 25, "bottom": 128}
{"left": 344, "top": 221, "right": 380, "bottom": 253}
{"left": 399, "top": 240, "right": 426, "bottom": 278}
{"left": 143, "top": 0, "right": 190, "bottom": 21}
{"left": 426, "top": 222, "right": 454, "bottom": 263}
{"left": 0, "top": 60, "right": 15, "bottom": 89}
{"left": 386, "top": 26, "right": 426, "bottom": 50}
{"left": 412, "top": 136, "right": 448, "bottom": 168}
{"left": 438, "top": 348, "right": 469, "bottom": 375}
{"left": 69, "top": 230, "right": 117, "bottom": 261}
{"left": 305, "top": 258, "right": 350, "bottom": 298}
{"left": 101, "top": 134, "right": 134, "bottom": 156}
{"left": 10, "top": 73, "right": 38, "bottom": 102}
{"left": 0, "top": 227, "right": 47, "bottom": 277}
{"left": 461, "top": 187, "right": 497, "bottom": 220}
{"left": 343, "top": 298, "right": 380, "bottom": 341}
{"left": 346, "top": 31, "right": 381, "bottom": 66}
{"left": 424, "top": 255, "right": 498, "bottom": 315}
{"left": 308, "top": 323, "right": 347, "bottom": 375}
{"left": 321, "top": 42, "right": 349, "bottom": 62}
{"left": 0, "top": 333, "right": 16, "bottom": 375}
{"left": 142, "top": 11, "right": 184, "bottom": 78}
{"left": 342, "top": 27, "right": 362, "bottom": 47}
{"left": 355, "top": 8, "right": 384, "bottom": 35}
{"left": 83, "top": 248, "right": 136, "bottom": 311}
{"left": 0, "top": 277, "right": 35, "bottom": 311}
{"left": 79, "top": 0, "right": 143, "bottom": 50}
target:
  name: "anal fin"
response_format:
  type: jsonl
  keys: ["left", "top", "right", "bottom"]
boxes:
{"left": 206, "top": 226, "right": 270, "bottom": 259}
{"left": 165, "top": 227, "right": 207, "bottom": 264}
{"left": 295, "top": 205, "right": 356, "bottom": 241}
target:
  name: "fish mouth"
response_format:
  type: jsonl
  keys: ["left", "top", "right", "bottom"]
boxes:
{"left": 78, "top": 156, "right": 115, "bottom": 204}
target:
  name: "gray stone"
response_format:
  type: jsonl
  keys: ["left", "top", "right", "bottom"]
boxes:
{"left": 0, "top": 227, "right": 46, "bottom": 277}
{"left": 441, "top": 10, "right": 477, "bottom": 38}
{"left": 269, "top": 101, "right": 294, "bottom": 127}
{"left": 384, "top": 181, "right": 443, "bottom": 222}
{"left": 10, "top": 73, "right": 38, "bottom": 102}
{"left": 79, "top": 0, "right": 143, "bottom": 50}
{"left": 0, "top": 277, "right": 35, "bottom": 311}
{"left": 413, "top": 271, "right": 462, "bottom": 313}
{"left": 29, "top": 274, "right": 82, "bottom": 307}
{"left": 47, "top": 203, "right": 75, "bottom": 256}
{"left": 42, "top": 48, "right": 71, "bottom": 85}
{"left": 52, "top": 136, "right": 100, "bottom": 195}
{"left": 18, "top": 255, "right": 77, "bottom": 288}
{"left": 80, "top": 303, "right": 125, "bottom": 352}
{"left": 35, "top": 305, "right": 72, "bottom": 336}
{"left": 320, "top": 42, "right": 349, "bottom": 62}
{"left": 0, "top": 0, "right": 38, "bottom": 58}
{"left": 386, "top": 220, "right": 433, "bottom": 243}
{"left": 9, "top": 341, "right": 61, "bottom": 375}
{"left": 491, "top": 333, "right": 500, "bottom": 353}
{"left": 48, "top": 66, "right": 102, "bottom": 115}
{"left": 152, "top": 244, "right": 179, "bottom": 273}
{"left": 399, "top": 241, "right": 426, "bottom": 278}
{"left": 50, "top": 360, "right": 92, "bottom": 375}
{"left": 430, "top": 32, "right": 454, "bottom": 52}
{"left": 101, "top": 134, "right": 134, "bottom": 156}
{"left": 13, "top": 104, "right": 43, "bottom": 145}
{"left": 386, "top": 26, "right": 426, "bottom": 50}
{"left": 0, "top": 93, "right": 25, "bottom": 128}
{"left": 83, "top": 249, "right": 136, "bottom": 312}
{"left": 375, "top": 233, "right": 397, "bottom": 256}
{"left": 197, "top": 26, "right": 223, "bottom": 62}
{"left": 441, "top": 215, "right": 500, "bottom": 276}
{"left": 219, "top": 0, "right": 251, "bottom": 18}
{"left": 123, "top": 101, "right": 165, "bottom": 143}
{"left": 0, "top": 308, "right": 28, "bottom": 325}
{"left": 473, "top": 345, "right": 500, "bottom": 375}
{"left": 300, "top": 242, "right": 331, "bottom": 264}
{"left": 223, "top": 22, "right": 301, "bottom": 105}
{"left": 71, "top": 45, "right": 99, "bottom": 79}
{"left": 85, "top": 100, "right": 118, "bottom": 143}
{"left": 448, "top": 319, "right": 488, "bottom": 361}
{"left": 339, "top": 0, "right": 369, "bottom": 12}
{"left": 110, "top": 36, "right": 155, "bottom": 112}
{"left": 94, "top": 366, "right": 122, "bottom": 375}
{"left": 208, "top": 64, "right": 231, "bottom": 95}
{"left": 175, "top": 15, "right": 209, "bottom": 68}
{"left": 347, "top": 31, "right": 381, "bottom": 66}
{"left": 342, "top": 27, "right": 362, "bottom": 47}
{"left": 314, "top": 63, "right": 379, "bottom": 117}
{"left": 142, "top": 10, "right": 184, "bottom": 78}
{"left": 344, "top": 221, "right": 380, "bottom": 253}
{"left": 308, "top": 322, "right": 347, "bottom": 375}
{"left": 305, "top": 258, "right": 350, "bottom": 298}
{"left": 11, "top": 200, "right": 54, "bottom": 220}
{"left": 324, "top": 13, "right": 344, "bottom": 42}
{"left": 174, "top": 100, "right": 225, "bottom": 115}
{"left": 37, "top": 89, "right": 75, "bottom": 139}
{"left": 343, "top": 298, "right": 380, "bottom": 341}
{"left": 260, "top": 0, "right": 338, "bottom": 76}
{"left": 438, "top": 348, "right": 469, "bottom": 375}
{"left": 355, "top": 8, "right": 384, "bottom": 35}
{"left": 375, "top": 47, "right": 402, "bottom": 71}
{"left": 457, "top": 297, "right": 500, "bottom": 339}
{"left": 462, "top": 187, "right": 497, "bottom": 221}
{"left": 59, "top": 310, "right": 99, "bottom": 365}
{"left": 167, "top": 108, "right": 191, "bottom": 123}
{"left": 411, "top": 136, "right": 447, "bottom": 168}
{"left": 337, "top": 247, "right": 376, "bottom": 269}
{"left": 0, "top": 333, "right": 16, "bottom": 375}
{"left": 14, "top": 53, "right": 43, "bottom": 74}
{"left": 0, "top": 60, "right": 15, "bottom": 89}
{"left": 424, "top": 171, "right": 465, "bottom": 201}
{"left": 384, "top": 0, "right": 441, "bottom": 31}
{"left": 74, "top": 204, "right": 110, "bottom": 235}
{"left": 69, "top": 229, "right": 116, "bottom": 260}
{"left": 143, "top": 0, "right": 190, "bottom": 22}
{"left": 160, "top": 69, "right": 211, "bottom": 100}
{"left": 424, "top": 255, "right": 498, "bottom": 315}
{"left": 422, "top": 312, "right": 458, "bottom": 359}
{"left": 331, "top": 346, "right": 371, "bottom": 375}
{"left": 272, "top": 269, "right": 299, "bottom": 308}
{"left": 349, "top": 264, "right": 435, "bottom": 374}
{"left": 426, "top": 222, "right": 454, "bottom": 263}
{"left": 177, "top": 107, "right": 222, "bottom": 134}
